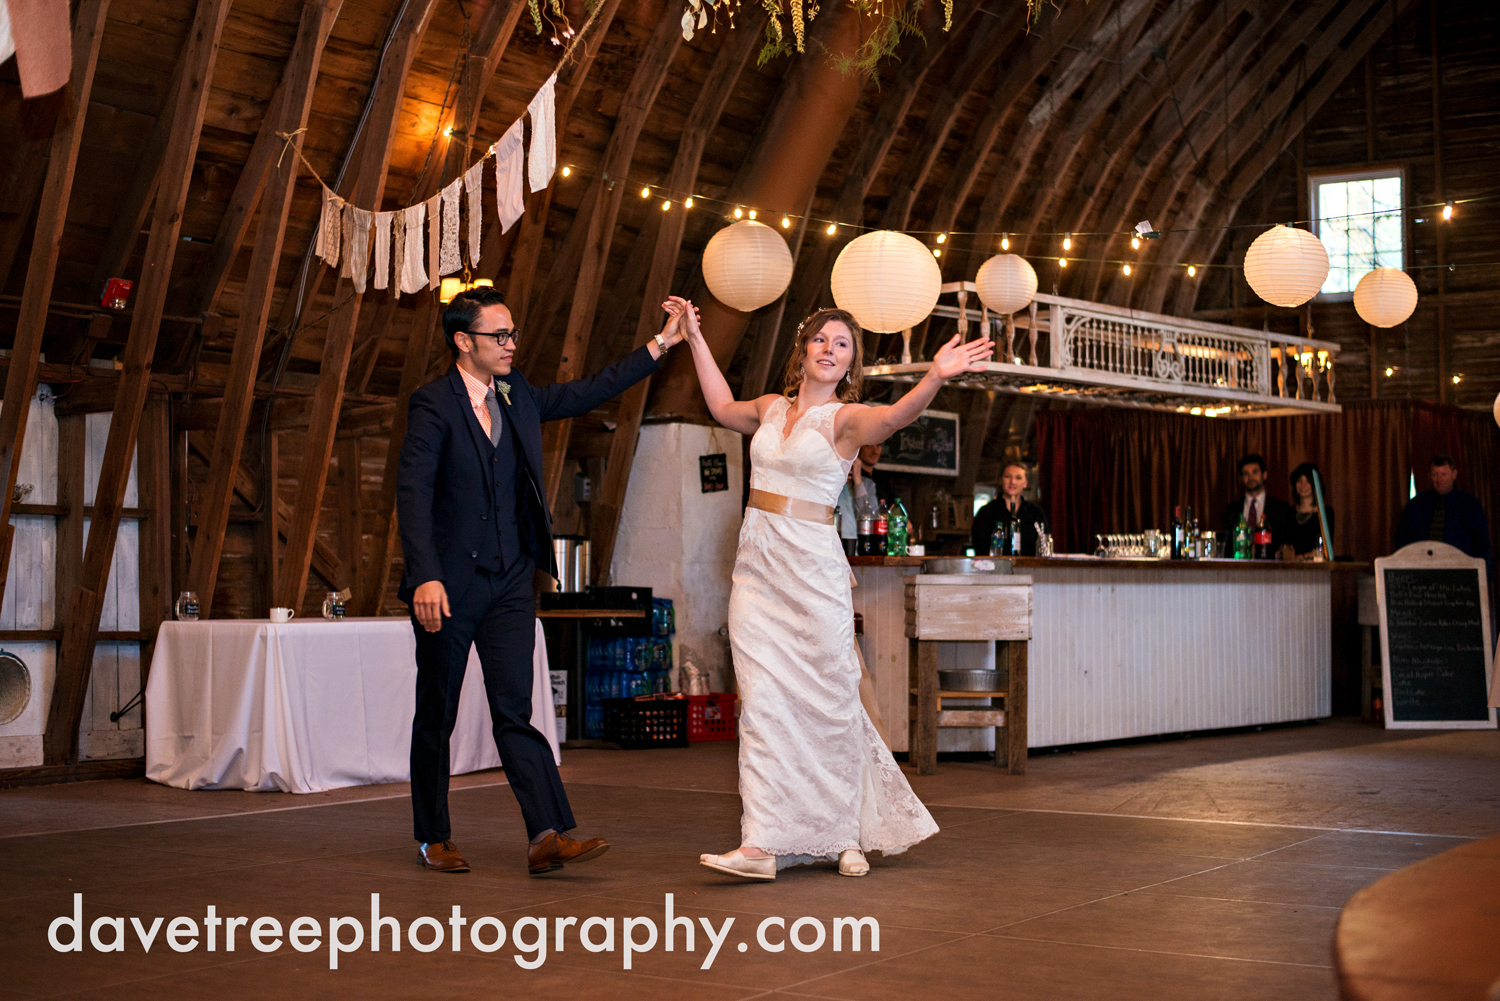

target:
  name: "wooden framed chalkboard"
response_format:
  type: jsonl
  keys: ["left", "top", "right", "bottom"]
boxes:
{"left": 874, "top": 408, "right": 960, "bottom": 476}
{"left": 1375, "top": 542, "right": 1497, "bottom": 730}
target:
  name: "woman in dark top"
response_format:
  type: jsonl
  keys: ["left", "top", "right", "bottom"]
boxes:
{"left": 1289, "top": 462, "right": 1334, "bottom": 558}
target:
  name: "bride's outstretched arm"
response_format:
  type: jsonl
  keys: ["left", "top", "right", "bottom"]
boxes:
{"left": 838, "top": 333, "right": 993, "bottom": 450}
{"left": 666, "top": 296, "right": 770, "bottom": 436}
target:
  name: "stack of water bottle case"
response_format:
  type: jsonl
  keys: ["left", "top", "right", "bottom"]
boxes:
{"left": 585, "top": 597, "right": 738, "bottom": 748}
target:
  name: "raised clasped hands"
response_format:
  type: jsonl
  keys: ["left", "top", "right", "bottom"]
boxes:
{"left": 929, "top": 333, "right": 995, "bottom": 381}
{"left": 662, "top": 295, "right": 703, "bottom": 347}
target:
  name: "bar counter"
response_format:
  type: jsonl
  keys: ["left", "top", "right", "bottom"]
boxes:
{"left": 850, "top": 554, "right": 1366, "bottom": 752}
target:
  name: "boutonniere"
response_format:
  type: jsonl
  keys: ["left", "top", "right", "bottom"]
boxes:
{"left": 495, "top": 380, "right": 512, "bottom": 405}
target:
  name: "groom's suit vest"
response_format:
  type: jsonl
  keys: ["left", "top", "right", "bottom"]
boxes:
{"left": 477, "top": 407, "right": 524, "bottom": 573}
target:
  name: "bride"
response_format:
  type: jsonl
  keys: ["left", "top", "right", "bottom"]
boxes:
{"left": 669, "top": 296, "right": 993, "bottom": 879}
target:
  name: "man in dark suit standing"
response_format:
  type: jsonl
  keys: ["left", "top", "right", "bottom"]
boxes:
{"left": 1219, "top": 452, "right": 1295, "bottom": 554}
{"left": 397, "top": 287, "right": 684, "bottom": 874}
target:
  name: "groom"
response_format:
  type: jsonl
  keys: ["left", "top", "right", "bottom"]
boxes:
{"left": 397, "top": 286, "right": 682, "bottom": 874}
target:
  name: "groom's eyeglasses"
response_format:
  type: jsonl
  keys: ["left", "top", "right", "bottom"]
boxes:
{"left": 466, "top": 327, "right": 520, "bottom": 348}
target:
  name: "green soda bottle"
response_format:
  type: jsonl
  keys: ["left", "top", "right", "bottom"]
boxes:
{"left": 886, "top": 498, "right": 909, "bottom": 556}
{"left": 1233, "top": 515, "right": 1251, "bottom": 559}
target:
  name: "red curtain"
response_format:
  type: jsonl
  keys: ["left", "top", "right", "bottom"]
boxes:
{"left": 1036, "top": 400, "right": 1500, "bottom": 562}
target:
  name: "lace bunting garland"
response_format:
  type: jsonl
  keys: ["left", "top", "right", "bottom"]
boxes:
{"left": 399, "top": 203, "right": 427, "bottom": 296}
{"left": 440, "top": 178, "right": 462, "bottom": 277}
{"left": 315, "top": 188, "right": 343, "bottom": 267}
{"left": 347, "top": 207, "right": 373, "bottom": 294}
{"left": 494, "top": 118, "right": 526, "bottom": 234}
{"left": 372, "top": 211, "right": 392, "bottom": 291}
{"left": 527, "top": 75, "right": 557, "bottom": 195}
{"left": 463, "top": 160, "right": 485, "bottom": 265}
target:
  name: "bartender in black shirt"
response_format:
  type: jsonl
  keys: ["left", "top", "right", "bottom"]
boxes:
{"left": 971, "top": 461, "right": 1049, "bottom": 557}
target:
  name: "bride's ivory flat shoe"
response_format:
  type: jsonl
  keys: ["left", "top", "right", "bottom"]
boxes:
{"left": 838, "top": 849, "right": 870, "bottom": 877}
{"left": 699, "top": 851, "right": 776, "bottom": 881}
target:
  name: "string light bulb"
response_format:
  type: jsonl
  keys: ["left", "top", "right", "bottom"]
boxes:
{"left": 782, "top": 216, "right": 791, "bottom": 229}
{"left": 1187, "top": 265, "right": 1197, "bottom": 278}
{"left": 443, "top": 125, "right": 453, "bottom": 138}
{"left": 936, "top": 232, "right": 947, "bottom": 244}
{"left": 1059, "top": 257, "right": 1068, "bottom": 268}
{"left": 684, "top": 197, "right": 693, "bottom": 209}
{"left": 1122, "top": 264, "right": 1132, "bottom": 276}
{"left": 1000, "top": 234, "right": 1010, "bottom": 251}
{"left": 1453, "top": 373, "right": 1463, "bottom": 384}
{"left": 932, "top": 248, "right": 942, "bottom": 258}
{"left": 640, "top": 186, "right": 651, "bottom": 199}
{"left": 733, "top": 207, "right": 743, "bottom": 219}
{"left": 826, "top": 222, "right": 838, "bottom": 235}
{"left": 662, "top": 199, "right": 671, "bottom": 212}
{"left": 1062, "top": 233, "right": 1072, "bottom": 251}
{"left": 1131, "top": 235, "right": 1140, "bottom": 250}
{"left": 748, "top": 209, "right": 757, "bottom": 220}
{"left": 1443, "top": 202, "right": 1454, "bottom": 221}
{"left": 561, "top": 165, "right": 571, "bottom": 177}
{"left": 1385, "top": 366, "right": 1396, "bottom": 377}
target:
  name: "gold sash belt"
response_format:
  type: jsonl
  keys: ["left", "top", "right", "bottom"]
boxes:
{"left": 747, "top": 488, "right": 837, "bottom": 526}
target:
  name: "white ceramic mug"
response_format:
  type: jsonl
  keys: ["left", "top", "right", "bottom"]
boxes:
{"left": 270, "top": 607, "right": 295, "bottom": 623}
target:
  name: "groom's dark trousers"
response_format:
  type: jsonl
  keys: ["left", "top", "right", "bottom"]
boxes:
{"left": 398, "top": 348, "right": 660, "bottom": 845}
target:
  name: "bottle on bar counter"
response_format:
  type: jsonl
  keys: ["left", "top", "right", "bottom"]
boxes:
{"left": 1233, "top": 515, "right": 1251, "bottom": 559}
{"left": 1170, "top": 506, "right": 1184, "bottom": 559}
{"left": 874, "top": 504, "right": 889, "bottom": 556}
{"left": 857, "top": 515, "right": 876, "bottom": 556}
{"left": 886, "top": 498, "right": 909, "bottom": 556}
{"left": 1253, "top": 513, "right": 1273, "bottom": 560}
{"left": 991, "top": 524, "right": 1006, "bottom": 557}
{"left": 1010, "top": 516, "right": 1022, "bottom": 557}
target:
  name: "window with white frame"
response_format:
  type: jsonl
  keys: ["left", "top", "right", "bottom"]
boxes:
{"left": 1309, "top": 168, "right": 1404, "bottom": 297}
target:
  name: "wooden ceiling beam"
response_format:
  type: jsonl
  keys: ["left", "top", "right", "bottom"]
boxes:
{"left": 764, "top": 0, "right": 981, "bottom": 394}
{"left": 193, "top": 5, "right": 342, "bottom": 318}
{"left": 1140, "top": 0, "right": 1386, "bottom": 309}
{"left": 86, "top": 49, "right": 188, "bottom": 298}
{"left": 190, "top": 0, "right": 343, "bottom": 619}
{"left": 0, "top": 94, "right": 63, "bottom": 292}
{"left": 878, "top": 6, "right": 1013, "bottom": 232}
{"left": 968, "top": 0, "right": 1154, "bottom": 254}
{"left": 276, "top": 0, "right": 442, "bottom": 612}
{"left": 591, "top": 13, "right": 764, "bottom": 586}
{"left": 1012, "top": 0, "right": 1218, "bottom": 254}
{"left": 538, "top": 9, "right": 685, "bottom": 508}
{"left": 1078, "top": 0, "right": 1293, "bottom": 301}
{"left": 0, "top": 0, "right": 112, "bottom": 614}
{"left": 48, "top": 0, "right": 235, "bottom": 766}
{"left": 1162, "top": 0, "right": 1417, "bottom": 315}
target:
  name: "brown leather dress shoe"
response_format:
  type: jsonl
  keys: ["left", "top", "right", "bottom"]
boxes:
{"left": 419, "top": 840, "right": 470, "bottom": 872}
{"left": 527, "top": 831, "right": 610, "bottom": 875}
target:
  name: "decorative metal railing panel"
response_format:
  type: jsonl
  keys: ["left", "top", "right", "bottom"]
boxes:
{"left": 862, "top": 289, "right": 1340, "bottom": 417}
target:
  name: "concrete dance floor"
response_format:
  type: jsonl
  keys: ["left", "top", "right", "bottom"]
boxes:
{"left": 3, "top": 719, "right": 1497, "bottom": 999}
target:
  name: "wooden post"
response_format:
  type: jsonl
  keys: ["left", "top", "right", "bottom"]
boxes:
{"left": 254, "top": 433, "right": 280, "bottom": 616}
{"left": 136, "top": 398, "right": 173, "bottom": 699}
{"left": 277, "top": 0, "right": 441, "bottom": 612}
{"left": 47, "top": 0, "right": 235, "bottom": 766}
{"left": 335, "top": 438, "right": 362, "bottom": 591}
{"left": 912, "top": 639, "right": 939, "bottom": 776}
{"left": 0, "top": 0, "right": 111, "bottom": 611}
{"left": 1001, "top": 640, "right": 1028, "bottom": 775}
{"left": 188, "top": 0, "right": 341, "bottom": 618}
{"left": 55, "top": 416, "right": 86, "bottom": 632}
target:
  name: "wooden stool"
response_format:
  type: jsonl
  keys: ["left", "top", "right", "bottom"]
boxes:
{"left": 906, "top": 574, "right": 1031, "bottom": 776}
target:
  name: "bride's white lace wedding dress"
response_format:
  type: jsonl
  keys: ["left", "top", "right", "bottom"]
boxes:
{"left": 728, "top": 396, "right": 939, "bottom": 867}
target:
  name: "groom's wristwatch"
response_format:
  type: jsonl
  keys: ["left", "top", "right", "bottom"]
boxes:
{"left": 654, "top": 332, "right": 669, "bottom": 352}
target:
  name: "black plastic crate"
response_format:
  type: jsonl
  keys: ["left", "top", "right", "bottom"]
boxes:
{"left": 601, "top": 694, "right": 689, "bottom": 749}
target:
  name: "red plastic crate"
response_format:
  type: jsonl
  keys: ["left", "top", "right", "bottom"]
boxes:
{"left": 687, "top": 693, "right": 737, "bottom": 742}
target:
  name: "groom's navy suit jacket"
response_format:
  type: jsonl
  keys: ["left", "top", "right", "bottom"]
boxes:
{"left": 396, "top": 346, "right": 659, "bottom": 605}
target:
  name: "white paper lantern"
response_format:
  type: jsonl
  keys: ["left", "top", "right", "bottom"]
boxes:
{"left": 974, "top": 254, "right": 1038, "bottom": 315}
{"left": 701, "top": 220, "right": 794, "bottom": 312}
{"left": 1243, "top": 224, "right": 1329, "bottom": 308}
{"left": 829, "top": 230, "right": 943, "bottom": 333}
{"left": 1352, "top": 267, "right": 1418, "bottom": 328}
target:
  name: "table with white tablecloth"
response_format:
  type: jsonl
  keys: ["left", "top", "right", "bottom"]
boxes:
{"left": 145, "top": 617, "right": 558, "bottom": 793}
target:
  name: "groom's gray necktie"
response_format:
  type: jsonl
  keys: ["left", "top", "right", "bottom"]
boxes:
{"left": 484, "top": 387, "right": 503, "bottom": 447}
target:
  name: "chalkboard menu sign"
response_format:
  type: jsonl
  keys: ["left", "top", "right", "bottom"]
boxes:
{"left": 875, "top": 409, "right": 960, "bottom": 477}
{"left": 1376, "top": 543, "right": 1497, "bottom": 730}
{"left": 699, "top": 453, "right": 728, "bottom": 493}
